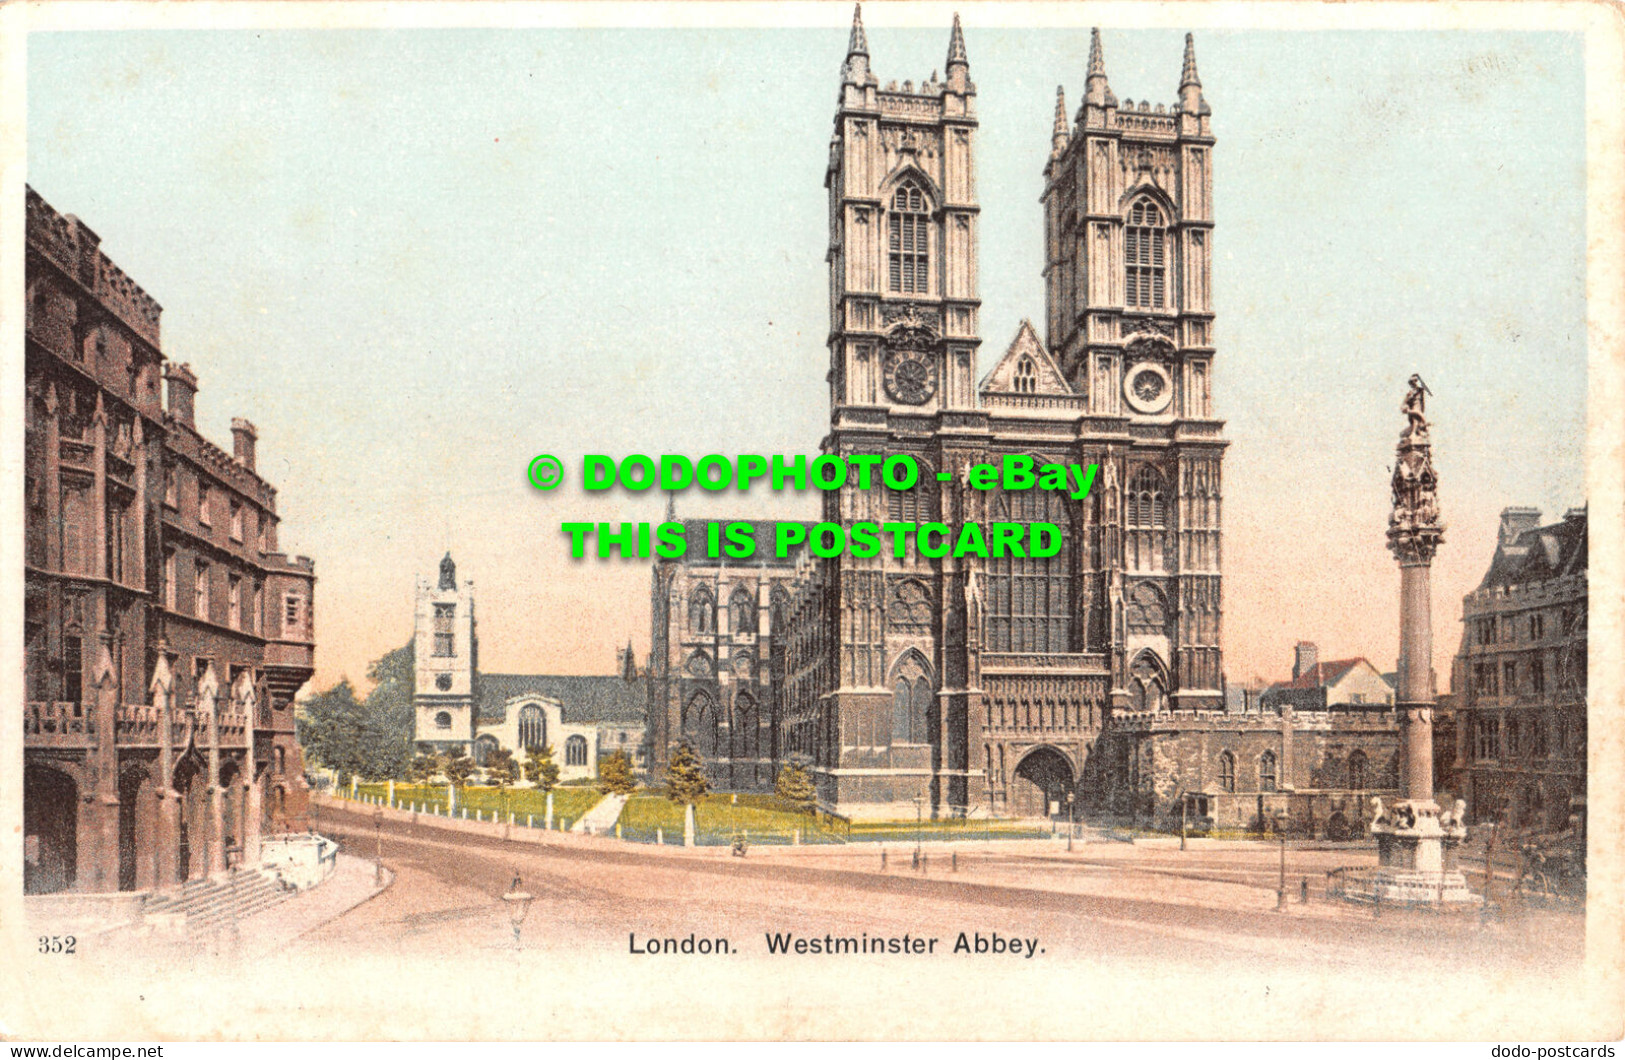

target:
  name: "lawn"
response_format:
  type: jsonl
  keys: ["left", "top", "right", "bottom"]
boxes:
{"left": 352, "top": 783, "right": 604, "bottom": 828}
{"left": 618, "top": 791, "right": 840, "bottom": 846}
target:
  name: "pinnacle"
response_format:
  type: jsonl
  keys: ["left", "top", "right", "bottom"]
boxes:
{"left": 1181, "top": 31, "right": 1201, "bottom": 88}
{"left": 848, "top": 3, "right": 869, "bottom": 58}
{"left": 1087, "top": 27, "right": 1106, "bottom": 79}
{"left": 947, "top": 12, "right": 968, "bottom": 67}
{"left": 1053, "top": 85, "right": 1068, "bottom": 134}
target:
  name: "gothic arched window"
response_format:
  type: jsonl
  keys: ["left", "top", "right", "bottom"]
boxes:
{"left": 1259, "top": 750, "right": 1278, "bottom": 793}
{"left": 888, "top": 180, "right": 930, "bottom": 294}
{"left": 890, "top": 654, "right": 933, "bottom": 745}
{"left": 1125, "top": 198, "right": 1166, "bottom": 309}
{"left": 688, "top": 588, "right": 714, "bottom": 634}
{"left": 985, "top": 485, "right": 1074, "bottom": 654}
{"left": 473, "top": 734, "right": 499, "bottom": 766}
{"left": 1218, "top": 751, "right": 1235, "bottom": 793}
{"left": 518, "top": 704, "right": 546, "bottom": 753}
{"left": 730, "top": 588, "right": 757, "bottom": 635}
{"left": 1126, "top": 466, "right": 1167, "bottom": 529}
{"left": 1347, "top": 750, "right": 1369, "bottom": 791}
{"left": 1014, "top": 356, "right": 1038, "bottom": 394}
{"left": 565, "top": 735, "right": 588, "bottom": 767}
{"left": 434, "top": 711, "right": 452, "bottom": 730}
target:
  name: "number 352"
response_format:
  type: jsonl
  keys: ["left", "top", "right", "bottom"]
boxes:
{"left": 38, "top": 936, "right": 76, "bottom": 954}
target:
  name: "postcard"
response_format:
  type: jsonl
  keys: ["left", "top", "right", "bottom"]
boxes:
{"left": 2, "top": 0, "right": 1621, "bottom": 1043}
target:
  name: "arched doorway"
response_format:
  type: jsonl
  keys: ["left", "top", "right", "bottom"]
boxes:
{"left": 1010, "top": 747, "right": 1076, "bottom": 820}
{"left": 24, "top": 764, "right": 77, "bottom": 895}
{"left": 473, "top": 734, "right": 500, "bottom": 767}
{"left": 173, "top": 753, "right": 207, "bottom": 882}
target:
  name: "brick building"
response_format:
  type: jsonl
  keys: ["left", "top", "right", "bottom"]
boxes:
{"left": 1449, "top": 506, "right": 1587, "bottom": 830}
{"left": 23, "top": 187, "right": 316, "bottom": 895}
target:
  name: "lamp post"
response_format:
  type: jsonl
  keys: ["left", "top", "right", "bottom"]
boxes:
{"left": 372, "top": 806, "right": 384, "bottom": 887}
{"left": 1181, "top": 794, "right": 1189, "bottom": 852}
{"left": 1274, "top": 809, "right": 1289, "bottom": 911}
{"left": 502, "top": 874, "right": 535, "bottom": 950}
{"left": 1066, "top": 792, "right": 1075, "bottom": 852}
{"left": 912, "top": 795, "right": 923, "bottom": 870}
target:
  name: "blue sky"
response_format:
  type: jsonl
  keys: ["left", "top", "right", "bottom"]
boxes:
{"left": 28, "top": 22, "right": 1586, "bottom": 690}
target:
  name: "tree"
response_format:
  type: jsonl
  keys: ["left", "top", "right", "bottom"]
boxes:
{"left": 665, "top": 740, "right": 710, "bottom": 805}
{"left": 487, "top": 749, "right": 518, "bottom": 788}
{"left": 442, "top": 747, "right": 476, "bottom": 790}
{"left": 597, "top": 749, "right": 637, "bottom": 796}
{"left": 775, "top": 759, "right": 816, "bottom": 812}
{"left": 407, "top": 752, "right": 441, "bottom": 785}
{"left": 294, "top": 641, "right": 416, "bottom": 781}
{"left": 525, "top": 745, "right": 560, "bottom": 792}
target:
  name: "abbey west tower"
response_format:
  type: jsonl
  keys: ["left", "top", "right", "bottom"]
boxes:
{"left": 790, "top": 13, "right": 1227, "bottom": 817}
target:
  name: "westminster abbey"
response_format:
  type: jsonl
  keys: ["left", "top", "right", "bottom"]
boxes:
{"left": 649, "top": 12, "right": 1233, "bottom": 820}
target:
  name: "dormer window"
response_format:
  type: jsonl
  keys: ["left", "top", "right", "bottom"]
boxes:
{"left": 1125, "top": 198, "right": 1166, "bottom": 309}
{"left": 888, "top": 181, "right": 930, "bottom": 294}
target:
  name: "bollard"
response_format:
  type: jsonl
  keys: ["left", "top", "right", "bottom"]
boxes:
{"left": 881, "top": 848, "right": 887, "bottom": 872}
{"left": 528, "top": 814, "right": 534, "bottom": 828}
{"left": 952, "top": 851, "right": 958, "bottom": 873}
{"left": 793, "top": 829, "right": 801, "bottom": 846}
{"left": 922, "top": 853, "right": 928, "bottom": 874}
{"left": 658, "top": 828, "right": 664, "bottom": 845}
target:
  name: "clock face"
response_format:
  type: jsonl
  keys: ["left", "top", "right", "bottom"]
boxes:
{"left": 435, "top": 673, "right": 453, "bottom": 691}
{"left": 884, "top": 349, "right": 937, "bottom": 405}
{"left": 1124, "top": 361, "right": 1173, "bottom": 414}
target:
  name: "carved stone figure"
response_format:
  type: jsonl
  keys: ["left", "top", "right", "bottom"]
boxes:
{"left": 1402, "top": 373, "right": 1431, "bottom": 435}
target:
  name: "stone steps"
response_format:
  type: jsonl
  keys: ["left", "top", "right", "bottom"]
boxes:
{"left": 144, "top": 868, "right": 295, "bottom": 934}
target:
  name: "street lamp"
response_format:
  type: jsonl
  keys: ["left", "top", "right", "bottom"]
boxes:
{"left": 1274, "top": 809, "right": 1289, "bottom": 911}
{"left": 372, "top": 806, "right": 384, "bottom": 886}
{"left": 912, "top": 795, "right": 923, "bottom": 870}
{"left": 1066, "top": 792, "right": 1076, "bottom": 852}
{"left": 503, "top": 874, "right": 535, "bottom": 950}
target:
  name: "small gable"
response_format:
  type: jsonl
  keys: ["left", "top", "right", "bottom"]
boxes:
{"left": 978, "top": 320, "right": 1072, "bottom": 397}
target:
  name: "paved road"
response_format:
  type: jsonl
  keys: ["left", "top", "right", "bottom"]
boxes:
{"left": 304, "top": 800, "right": 1582, "bottom": 981}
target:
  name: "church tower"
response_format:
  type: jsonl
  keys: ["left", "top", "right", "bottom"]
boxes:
{"left": 826, "top": 5, "right": 980, "bottom": 415}
{"left": 413, "top": 551, "right": 479, "bottom": 753}
{"left": 1042, "top": 30, "right": 1225, "bottom": 709}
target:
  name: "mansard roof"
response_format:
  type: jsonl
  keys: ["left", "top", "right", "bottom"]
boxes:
{"left": 1476, "top": 510, "right": 1587, "bottom": 590}
{"left": 978, "top": 319, "right": 1072, "bottom": 397}
{"left": 477, "top": 673, "right": 645, "bottom": 726}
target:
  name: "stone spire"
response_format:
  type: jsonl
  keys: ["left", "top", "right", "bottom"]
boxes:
{"left": 1179, "top": 32, "right": 1209, "bottom": 116}
{"left": 848, "top": 3, "right": 868, "bottom": 58}
{"left": 945, "top": 13, "right": 970, "bottom": 93}
{"left": 1050, "top": 85, "right": 1070, "bottom": 159}
{"left": 1084, "top": 28, "right": 1116, "bottom": 109}
{"left": 843, "top": 3, "right": 874, "bottom": 86}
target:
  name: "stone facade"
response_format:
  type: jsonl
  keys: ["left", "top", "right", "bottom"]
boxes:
{"left": 24, "top": 187, "right": 316, "bottom": 895}
{"left": 1448, "top": 506, "right": 1587, "bottom": 829}
{"left": 647, "top": 19, "right": 1233, "bottom": 820}
{"left": 1101, "top": 706, "right": 1401, "bottom": 837}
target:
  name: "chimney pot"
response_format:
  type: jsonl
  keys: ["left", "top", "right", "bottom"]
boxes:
{"left": 164, "top": 362, "right": 198, "bottom": 428}
{"left": 1292, "top": 641, "right": 1319, "bottom": 682}
{"left": 231, "top": 417, "right": 258, "bottom": 471}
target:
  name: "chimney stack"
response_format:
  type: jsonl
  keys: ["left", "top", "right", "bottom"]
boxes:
{"left": 1498, "top": 506, "right": 1542, "bottom": 547}
{"left": 231, "top": 418, "right": 258, "bottom": 471}
{"left": 1292, "top": 641, "right": 1319, "bottom": 682}
{"left": 164, "top": 363, "right": 198, "bottom": 428}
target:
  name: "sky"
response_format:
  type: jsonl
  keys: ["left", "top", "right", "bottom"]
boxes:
{"left": 26, "top": 20, "right": 1587, "bottom": 695}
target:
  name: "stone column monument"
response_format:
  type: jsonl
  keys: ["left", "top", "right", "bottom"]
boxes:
{"left": 1365, "top": 376, "right": 1475, "bottom": 904}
